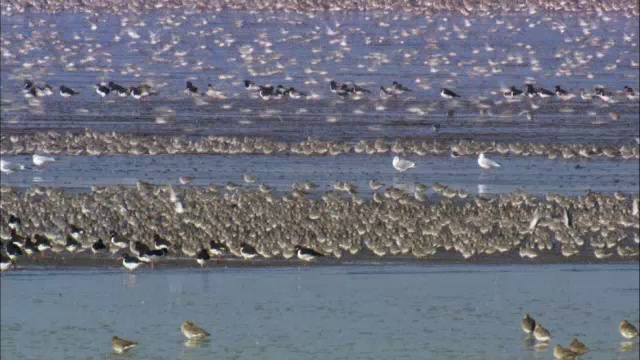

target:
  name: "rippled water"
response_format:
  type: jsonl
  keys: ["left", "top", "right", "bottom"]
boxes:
{"left": 1, "top": 264, "right": 639, "bottom": 359}
{"left": 1, "top": 153, "right": 639, "bottom": 196}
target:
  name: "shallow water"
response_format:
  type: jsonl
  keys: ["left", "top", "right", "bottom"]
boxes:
{"left": 2, "top": 153, "right": 638, "bottom": 196}
{"left": 1, "top": 264, "right": 639, "bottom": 359}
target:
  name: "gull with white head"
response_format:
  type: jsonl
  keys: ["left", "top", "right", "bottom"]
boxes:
{"left": 33, "top": 154, "right": 55, "bottom": 166}
{"left": 392, "top": 156, "right": 415, "bottom": 172}
{"left": 1, "top": 159, "right": 25, "bottom": 174}
{"left": 478, "top": 153, "right": 500, "bottom": 170}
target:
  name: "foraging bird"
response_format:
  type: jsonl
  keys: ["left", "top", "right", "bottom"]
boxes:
{"left": 440, "top": 88, "right": 460, "bottom": 99}
{"left": 180, "top": 321, "right": 210, "bottom": 340}
{"left": 392, "top": 156, "right": 415, "bottom": 172}
{"left": 32, "top": 154, "right": 55, "bottom": 166}
{"left": 477, "top": 153, "right": 501, "bottom": 169}
{"left": 521, "top": 314, "right": 536, "bottom": 334}
{"left": 153, "top": 234, "right": 172, "bottom": 250}
{"left": 111, "top": 336, "right": 138, "bottom": 354}
{"left": 369, "top": 180, "right": 384, "bottom": 191}
{"left": 619, "top": 320, "right": 639, "bottom": 339}
{"left": 294, "top": 244, "right": 325, "bottom": 261}
{"left": 59, "top": 85, "right": 79, "bottom": 97}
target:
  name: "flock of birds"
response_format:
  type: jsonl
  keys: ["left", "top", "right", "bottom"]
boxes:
{"left": 2, "top": 130, "right": 639, "bottom": 160}
{"left": 2, "top": 0, "right": 639, "bottom": 15}
{"left": 518, "top": 313, "right": 638, "bottom": 359}
{"left": 102, "top": 315, "right": 640, "bottom": 356}
{"left": 111, "top": 320, "right": 210, "bottom": 354}
{"left": 1, "top": 174, "right": 638, "bottom": 272}
{"left": 19, "top": 78, "right": 639, "bottom": 104}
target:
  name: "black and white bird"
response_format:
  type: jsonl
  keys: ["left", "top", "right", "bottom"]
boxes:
{"left": 209, "top": 240, "right": 229, "bottom": 256}
{"left": 8, "top": 214, "right": 21, "bottom": 230}
{"left": 5, "top": 239, "right": 23, "bottom": 260}
{"left": 294, "top": 244, "right": 325, "bottom": 262}
{"left": 595, "top": 87, "right": 612, "bottom": 102}
{"left": 65, "top": 235, "right": 82, "bottom": 253}
{"left": 239, "top": 243, "right": 258, "bottom": 260}
{"left": 0, "top": 253, "right": 14, "bottom": 271}
{"left": 130, "top": 241, "right": 151, "bottom": 257}
{"left": 110, "top": 231, "right": 129, "bottom": 249}
{"left": 59, "top": 86, "right": 79, "bottom": 97}
{"left": 244, "top": 80, "right": 261, "bottom": 91}
{"left": 286, "top": 87, "right": 306, "bottom": 99}
{"left": 22, "top": 238, "right": 40, "bottom": 255}
{"left": 153, "top": 234, "right": 172, "bottom": 250}
{"left": 196, "top": 247, "right": 210, "bottom": 267}
{"left": 346, "top": 83, "right": 371, "bottom": 95}
{"left": 95, "top": 83, "right": 110, "bottom": 97}
{"left": 185, "top": 81, "right": 199, "bottom": 95}
{"left": 69, "top": 224, "right": 86, "bottom": 240}
{"left": 525, "top": 84, "right": 538, "bottom": 98}
{"left": 379, "top": 86, "right": 396, "bottom": 99}
{"left": 33, "top": 234, "right": 52, "bottom": 252}
{"left": 91, "top": 239, "right": 107, "bottom": 254}
{"left": 503, "top": 86, "right": 523, "bottom": 98}
{"left": 119, "top": 253, "right": 144, "bottom": 271}
{"left": 392, "top": 81, "right": 411, "bottom": 94}
{"left": 139, "top": 248, "right": 168, "bottom": 268}
{"left": 440, "top": 88, "right": 460, "bottom": 99}
{"left": 536, "top": 87, "right": 554, "bottom": 98}
{"left": 330, "top": 80, "right": 349, "bottom": 96}
{"left": 108, "top": 82, "right": 130, "bottom": 97}
{"left": 129, "top": 84, "right": 156, "bottom": 99}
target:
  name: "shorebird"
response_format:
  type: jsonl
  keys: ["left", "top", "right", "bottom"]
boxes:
{"left": 619, "top": 320, "right": 639, "bottom": 339}
{"left": 503, "top": 86, "right": 523, "bottom": 98}
{"left": 369, "top": 180, "right": 384, "bottom": 190}
{"left": 209, "top": 241, "right": 229, "bottom": 256}
{"left": 110, "top": 231, "right": 129, "bottom": 249}
{"left": 65, "top": 235, "right": 82, "bottom": 253}
{"left": 440, "top": 88, "right": 460, "bottom": 99}
{"left": 196, "top": 247, "right": 210, "bottom": 267}
{"left": 568, "top": 338, "right": 589, "bottom": 354}
{"left": 8, "top": 214, "right": 21, "bottom": 230}
{"left": 119, "top": 254, "right": 145, "bottom": 271}
{"left": 521, "top": 314, "right": 536, "bottom": 334}
{"left": 533, "top": 323, "right": 551, "bottom": 342}
{"left": 59, "top": 85, "right": 79, "bottom": 97}
{"left": 108, "top": 82, "right": 130, "bottom": 97}
{"left": 185, "top": 81, "right": 199, "bottom": 95}
{"left": 553, "top": 344, "right": 577, "bottom": 359}
{"left": 111, "top": 336, "right": 138, "bottom": 354}
{"left": 392, "top": 156, "right": 415, "bottom": 172}
{"left": 95, "top": 83, "right": 110, "bottom": 97}
{"left": 180, "top": 321, "right": 210, "bottom": 340}
{"left": 392, "top": 81, "right": 411, "bottom": 94}
{"left": 478, "top": 153, "right": 501, "bottom": 170}
{"left": 153, "top": 234, "right": 172, "bottom": 250}
{"left": 294, "top": 244, "right": 325, "bottom": 261}
{"left": 239, "top": 243, "right": 258, "bottom": 260}
{"left": 1, "top": 160, "right": 25, "bottom": 174}
{"left": 0, "top": 253, "right": 14, "bottom": 271}
{"left": 90, "top": 239, "right": 107, "bottom": 254}
{"left": 33, "top": 154, "right": 55, "bottom": 166}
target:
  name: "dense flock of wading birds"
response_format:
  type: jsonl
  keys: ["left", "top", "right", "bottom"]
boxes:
{"left": 1, "top": 131, "right": 639, "bottom": 159}
{"left": 0, "top": 172, "right": 638, "bottom": 272}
